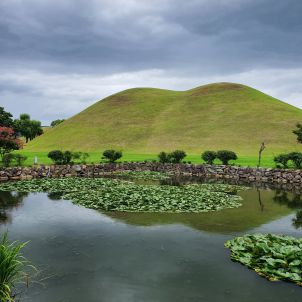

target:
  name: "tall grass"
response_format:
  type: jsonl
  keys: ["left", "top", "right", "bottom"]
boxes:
{"left": 0, "top": 233, "right": 29, "bottom": 302}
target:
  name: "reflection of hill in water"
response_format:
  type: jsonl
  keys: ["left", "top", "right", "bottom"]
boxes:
{"left": 104, "top": 189, "right": 295, "bottom": 234}
{"left": 0, "top": 192, "right": 28, "bottom": 224}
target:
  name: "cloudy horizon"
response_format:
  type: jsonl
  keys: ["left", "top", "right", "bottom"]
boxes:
{"left": 0, "top": 0, "right": 301, "bottom": 124}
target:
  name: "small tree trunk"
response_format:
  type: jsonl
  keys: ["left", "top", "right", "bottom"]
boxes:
{"left": 257, "top": 142, "right": 266, "bottom": 168}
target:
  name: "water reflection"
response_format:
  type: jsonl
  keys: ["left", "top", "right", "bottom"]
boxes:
{"left": 0, "top": 191, "right": 28, "bottom": 223}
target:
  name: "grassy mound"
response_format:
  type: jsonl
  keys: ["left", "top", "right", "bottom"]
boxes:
{"left": 225, "top": 234, "right": 302, "bottom": 286}
{"left": 25, "top": 82, "right": 302, "bottom": 156}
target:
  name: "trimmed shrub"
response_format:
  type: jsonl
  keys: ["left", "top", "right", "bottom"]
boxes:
{"left": 274, "top": 154, "right": 290, "bottom": 168}
{"left": 102, "top": 150, "right": 122, "bottom": 163}
{"left": 158, "top": 151, "right": 169, "bottom": 163}
{"left": 217, "top": 150, "right": 238, "bottom": 165}
{"left": 48, "top": 150, "right": 72, "bottom": 165}
{"left": 201, "top": 151, "right": 217, "bottom": 165}
{"left": 288, "top": 152, "right": 302, "bottom": 169}
{"left": 169, "top": 150, "right": 186, "bottom": 163}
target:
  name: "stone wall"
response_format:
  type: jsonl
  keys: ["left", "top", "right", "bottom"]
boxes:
{"left": 0, "top": 163, "right": 302, "bottom": 185}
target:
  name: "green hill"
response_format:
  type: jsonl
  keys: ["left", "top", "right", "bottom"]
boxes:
{"left": 26, "top": 82, "right": 302, "bottom": 156}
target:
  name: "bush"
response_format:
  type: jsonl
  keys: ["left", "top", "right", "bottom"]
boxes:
{"left": 288, "top": 152, "right": 302, "bottom": 169}
{"left": 2, "top": 153, "right": 14, "bottom": 167}
{"left": 217, "top": 150, "right": 238, "bottom": 165}
{"left": 48, "top": 150, "right": 73, "bottom": 165}
{"left": 102, "top": 150, "right": 122, "bottom": 163}
{"left": 158, "top": 151, "right": 169, "bottom": 163}
{"left": 201, "top": 151, "right": 217, "bottom": 165}
{"left": 169, "top": 150, "right": 186, "bottom": 163}
{"left": 274, "top": 154, "right": 290, "bottom": 168}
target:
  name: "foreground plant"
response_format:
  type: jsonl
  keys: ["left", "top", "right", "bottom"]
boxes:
{"left": 0, "top": 233, "right": 31, "bottom": 301}
{"left": 112, "top": 170, "right": 172, "bottom": 181}
{"left": 0, "top": 178, "right": 246, "bottom": 213}
{"left": 225, "top": 234, "right": 302, "bottom": 286}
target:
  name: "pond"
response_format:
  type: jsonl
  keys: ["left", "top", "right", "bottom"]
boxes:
{"left": 0, "top": 177, "right": 302, "bottom": 302}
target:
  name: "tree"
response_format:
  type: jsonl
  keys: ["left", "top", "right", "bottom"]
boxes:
{"left": 50, "top": 119, "right": 65, "bottom": 127}
{"left": 102, "top": 150, "right": 122, "bottom": 163}
{"left": 48, "top": 150, "right": 72, "bottom": 165}
{"left": 0, "top": 107, "right": 14, "bottom": 128}
{"left": 0, "top": 127, "right": 22, "bottom": 161}
{"left": 293, "top": 123, "right": 302, "bottom": 144}
{"left": 217, "top": 150, "right": 238, "bottom": 165}
{"left": 201, "top": 151, "right": 217, "bottom": 165}
{"left": 14, "top": 114, "right": 43, "bottom": 143}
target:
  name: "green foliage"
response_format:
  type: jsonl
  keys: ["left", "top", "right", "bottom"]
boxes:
{"left": 288, "top": 152, "right": 302, "bottom": 169}
{"left": 50, "top": 119, "right": 65, "bottom": 127}
{"left": 14, "top": 114, "right": 43, "bottom": 143}
{"left": 102, "top": 150, "right": 122, "bottom": 163}
{"left": 293, "top": 123, "right": 302, "bottom": 144}
{"left": 0, "top": 107, "right": 14, "bottom": 128}
{"left": 2, "top": 153, "right": 15, "bottom": 167}
{"left": 274, "top": 154, "right": 290, "bottom": 168}
{"left": 217, "top": 150, "right": 238, "bottom": 165}
{"left": 201, "top": 151, "right": 217, "bottom": 164}
{"left": 0, "top": 233, "right": 31, "bottom": 301}
{"left": 169, "top": 150, "right": 186, "bottom": 163}
{"left": 13, "top": 154, "right": 28, "bottom": 166}
{"left": 0, "top": 177, "right": 245, "bottom": 213}
{"left": 47, "top": 150, "right": 73, "bottom": 165}
{"left": 158, "top": 150, "right": 186, "bottom": 163}
{"left": 225, "top": 234, "right": 302, "bottom": 286}
{"left": 113, "top": 171, "right": 172, "bottom": 180}
{"left": 158, "top": 151, "right": 169, "bottom": 163}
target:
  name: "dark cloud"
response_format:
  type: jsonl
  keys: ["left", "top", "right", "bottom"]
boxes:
{"left": 0, "top": 0, "right": 301, "bottom": 123}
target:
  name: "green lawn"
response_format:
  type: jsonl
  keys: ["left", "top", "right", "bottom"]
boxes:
{"left": 11, "top": 151, "right": 276, "bottom": 168}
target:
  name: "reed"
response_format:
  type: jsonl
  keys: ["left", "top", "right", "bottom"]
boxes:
{"left": 0, "top": 233, "right": 29, "bottom": 302}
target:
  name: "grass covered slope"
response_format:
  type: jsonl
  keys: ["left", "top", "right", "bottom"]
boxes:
{"left": 26, "top": 83, "right": 302, "bottom": 155}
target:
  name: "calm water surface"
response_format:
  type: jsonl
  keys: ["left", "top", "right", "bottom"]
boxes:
{"left": 0, "top": 182, "right": 302, "bottom": 302}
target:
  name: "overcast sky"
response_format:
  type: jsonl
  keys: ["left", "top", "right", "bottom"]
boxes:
{"left": 0, "top": 0, "right": 301, "bottom": 124}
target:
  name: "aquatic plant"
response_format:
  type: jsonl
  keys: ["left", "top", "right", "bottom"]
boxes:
{"left": 0, "top": 233, "right": 30, "bottom": 301}
{"left": 112, "top": 170, "right": 172, "bottom": 181}
{"left": 225, "top": 234, "right": 302, "bottom": 286}
{"left": 0, "top": 178, "right": 245, "bottom": 213}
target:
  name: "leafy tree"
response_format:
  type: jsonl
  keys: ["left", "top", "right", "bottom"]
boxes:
{"left": 288, "top": 152, "right": 302, "bottom": 169}
{"left": 0, "top": 107, "right": 14, "bottom": 128}
{"left": 14, "top": 154, "right": 28, "bottom": 166}
{"left": 14, "top": 114, "right": 43, "bottom": 143}
{"left": 169, "top": 150, "right": 186, "bottom": 163}
{"left": 2, "top": 153, "right": 15, "bottom": 167}
{"left": 102, "top": 150, "right": 122, "bottom": 163}
{"left": 201, "top": 151, "right": 217, "bottom": 165}
{"left": 217, "top": 150, "right": 238, "bottom": 165}
{"left": 48, "top": 150, "right": 73, "bottom": 165}
{"left": 274, "top": 154, "right": 290, "bottom": 168}
{"left": 293, "top": 123, "right": 302, "bottom": 144}
{"left": 0, "top": 127, "right": 22, "bottom": 161}
{"left": 72, "top": 152, "right": 89, "bottom": 164}
{"left": 50, "top": 119, "right": 65, "bottom": 127}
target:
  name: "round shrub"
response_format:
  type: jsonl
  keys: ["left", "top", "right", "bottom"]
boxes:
{"left": 168, "top": 150, "right": 187, "bottom": 163}
{"left": 217, "top": 150, "right": 238, "bottom": 165}
{"left": 274, "top": 154, "right": 290, "bottom": 168}
{"left": 201, "top": 151, "right": 217, "bottom": 165}
{"left": 288, "top": 152, "right": 302, "bottom": 169}
{"left": 102, "top": 150, "right": 122, "bottom": 163}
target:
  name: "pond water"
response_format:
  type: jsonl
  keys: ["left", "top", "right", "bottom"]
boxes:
{"left": 0, "top": 179, "right": 302, "bottom": 302}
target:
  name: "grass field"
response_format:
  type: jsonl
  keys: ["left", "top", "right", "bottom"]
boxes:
{"left": 13, "top": 151, "right": 277, "bottom": 167}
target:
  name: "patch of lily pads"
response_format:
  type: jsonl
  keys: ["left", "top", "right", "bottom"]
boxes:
{"left": 0, "top": 177, "right": 246, "bottom": 213}
{"left": 225, "top": 234, "right": 302, "bottom": 286}
{"left": 111, "top": 170, "right": 172, "bottom": 180}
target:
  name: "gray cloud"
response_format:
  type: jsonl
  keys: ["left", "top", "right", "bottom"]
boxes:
{"left": 0, "top": 0, "right": 301, "bottom": 124}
